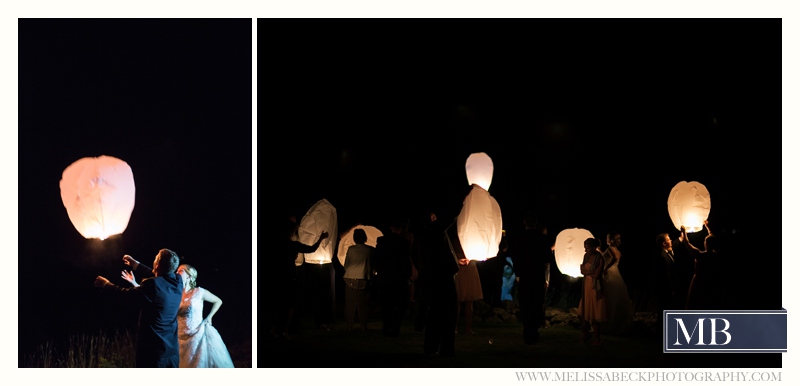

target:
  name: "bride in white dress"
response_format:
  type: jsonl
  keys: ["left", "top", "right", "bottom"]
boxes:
{"left": 175, "top": 264, "right": 235, "bottom": 368}
{"left": 600, "top": 232, "right": 634, "bottom": 334}
{"left": 122, "top": 262, "right": 235, "bottom": 367}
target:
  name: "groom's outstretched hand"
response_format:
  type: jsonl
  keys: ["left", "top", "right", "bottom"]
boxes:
{"left": 122, "top": 255, "right": 140, "bottom": 270}
{"left": 94, "top": 276, "right": 111, "bottom": 288}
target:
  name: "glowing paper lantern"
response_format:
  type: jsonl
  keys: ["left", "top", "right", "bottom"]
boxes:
{"left": 554, "top": 228, "right": 594, "bottom": 278}
{"left": 465, "top": 152, "right": 494, "bottom": 190}
{"left": 457, "top": 184, "right": 503, "bottom": 261}
{"left": 337, "top": 225, "right": 382, "bottom": 266}
{"left": 667, "top": 181, "right": 710, "bottom": 233}
{"left": 297, "top": 198, "right": 338, "bottom": 264}
{"left": 59, "top": 155, "right": 135, "bottom": 240}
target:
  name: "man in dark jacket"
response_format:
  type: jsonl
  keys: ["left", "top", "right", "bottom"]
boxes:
{"left": 375, "top": 217, "right": 413, "bottom": 338}
{"left": 419, "top": 211, "right": 460, "bottom": 357}
{"left": 94, "top": 248, "right": 183, "bottom": 367}
{"left": 512, "top": 213, "right": 552, "bottom": 345}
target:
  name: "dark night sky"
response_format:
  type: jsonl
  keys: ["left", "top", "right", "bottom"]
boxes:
{"left": 266, "top": 18, "right": 780, "bottom": 289}
{"left": 17, "top": 19, "right": 253, "bottom": 358}
{"left": 270, "top": 19, "right": 778, "bottom": 231}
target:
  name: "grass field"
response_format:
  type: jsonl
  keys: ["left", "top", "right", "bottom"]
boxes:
{"left": 262, "top": 314, "right": 782, "bottom": 369}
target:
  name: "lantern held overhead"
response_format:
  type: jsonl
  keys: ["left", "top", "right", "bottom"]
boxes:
{"left": 457, "top": 152, "right": 502, "bottom": 261}
{"left": 297, "top": 198, "right": 338, "bottom": 264}
{"left": 554, "top": 228, "right": 594, "bottom": 278}
{"left": 667, "top": 181, "right": 710, "bottom": 233}
{"left": 59, "top": 155, "right": 136, "bottom": 240}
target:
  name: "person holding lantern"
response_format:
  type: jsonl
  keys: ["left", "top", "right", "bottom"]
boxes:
{"left": 679, "top": 220, "right": 720, "bottom": 310}
{"left": 342, "top": 228, "right": 375, "bottom": 332}
{"left": 121, "top": 261, "right": 235, "bottom": 367}
{"left": 577, "top": 238, "right": 606, "bottom": 346}
{"left": 418, "top": 211, "right": 459, "bottom": 357}
{"left": 270, "top": 218, "right": 330, "bottom": 340}
{"left": 94, "top": 248, "right": 183, "bottom": 367}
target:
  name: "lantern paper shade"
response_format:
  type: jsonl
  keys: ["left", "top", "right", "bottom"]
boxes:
{"left": 337, "top": 225, "right": 383, "bottom": 266}
{"left": 297, "top": 198, "right": 338, "bottom": 264}
{"left": 457, "top": 185, "right": 502, "bottom": 261}
{"left": 59, "top": 155, "right": 135, "bottom": 240}
{"left": 554, "top": 228, "right": 594, "bottom": 278}
{"left": 465, "top": 152, "right": 494, "bottom": 191}
{"left": 667, "top": 181, "right": 710, "bottom": 233}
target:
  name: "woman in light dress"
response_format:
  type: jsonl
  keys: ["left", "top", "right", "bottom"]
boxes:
{"left": 454, "top": 258, "right": 483, "bottom": 335}
{"left": 122, "top": 263, "right": 235, "bottom": 367}
{"left": 600, "top": 231, "right": 634, "bottom": 335}
{"left": 577, "top": 238, "right": 606, "bottom": 346}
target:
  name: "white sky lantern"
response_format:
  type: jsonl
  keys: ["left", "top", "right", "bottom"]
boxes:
{"left": 667, "top": 181, "right": 711, "bottom": 233}
{"left": 465, "top": 152, "right": 494, "bottom": 191}
{"left": 457, "top": 152, "right": 502, "bottom": 261}
{"left": 337, "top": 225, "right": 383, "bottom": 266}
{"left": 554, "top": 228, "right": 594, "bottom": 278}
{"left": 59, "top": 155, "right": 135, "bottom": 240}
{"left": 297, "top": 198, "right": 338, "bottom": 264}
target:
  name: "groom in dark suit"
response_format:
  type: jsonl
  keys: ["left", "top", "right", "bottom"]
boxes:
{"left": 654, "top": 233, "right": 679, "bottom": 324}
{"left": 513, "top": 213, "right": 552, "bottom": 345}
{"left": 95, "top": 248, "right": 183, "bottom": 367}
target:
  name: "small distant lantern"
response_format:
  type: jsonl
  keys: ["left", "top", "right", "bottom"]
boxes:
{"left": 59, "top": 155, "right": 135, "bottom": 240}
{"left": 297, "top": 198, "right": 338, "bottom": 264}
{"left": 554, "top": 228, "right": 594, "bottom": 278}
{"left": 667, "top": 181, "right": 710, "bottom": 233}
{"left": 337, "top": 225, "right": 382, "bottom": 266}
{"left": 457, "top": 152, "right": 502, "bottom": 261}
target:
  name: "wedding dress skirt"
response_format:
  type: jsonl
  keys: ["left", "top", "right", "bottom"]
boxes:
{"left": 178, "top": 287, "right": 235, "bottom": 368}
{"left": 601, "top": 259, "right": 634, "bottom": 334}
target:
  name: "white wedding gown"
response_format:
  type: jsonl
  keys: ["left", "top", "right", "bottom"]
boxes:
{"left": 601, "top": 252, "right": 634, "bottom": 334}
{"left": 178, "top": 287, "right": 235, "bottom": 368}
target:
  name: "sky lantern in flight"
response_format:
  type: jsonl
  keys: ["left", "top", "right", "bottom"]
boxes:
{"left": 457, "top": 152, "right": 503, "bottom": 261}
{"left": 667, "top": 181, "right": 710, "bottom": 233}
{"left": 297, "top": 198, "right": 338, "bottom": 264}
{"left": 337, "top": 224, "right": 382, "bottom": 267}
{"left": 59, "top": 155, "right": 135, "bottom": 240}
{"left": 554, "top": 228, "right": 594, "bottom": 278}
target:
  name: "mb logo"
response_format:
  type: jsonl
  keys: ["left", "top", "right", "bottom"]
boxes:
{"left": 672, "top": 318, "right": 731, "bottom": 346}
{"left": 663, "top": 310, "right": 787, "bottom": 353}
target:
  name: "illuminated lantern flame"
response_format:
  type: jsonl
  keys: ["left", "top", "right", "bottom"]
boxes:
{"left": 457, "top": 152, "right": 502, "bottom": 261}
{"left": 554, "top": 228, "right": 594, "bottom": 278}
{"left": 297, "top": 198, "right": 338, "bottom": 264}
{"left": 465, "top": 152, "right": 494, "bottom": 190}
{"left": 337, "top": 225, "right": 382, "bottom": 266}
{"left": 667, "top": 181, "right": 710, "bottom": 233}
{"left": 59, "top": 155, "right": 135, "bottom": 240}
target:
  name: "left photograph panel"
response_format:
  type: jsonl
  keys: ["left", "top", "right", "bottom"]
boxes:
{"left": 18, "top": 18, "right": 252, "bottom": 368}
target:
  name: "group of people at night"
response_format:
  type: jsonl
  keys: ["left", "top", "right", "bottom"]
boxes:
{"left": 274, "top": 203, "right": 722, "bottom": 357}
